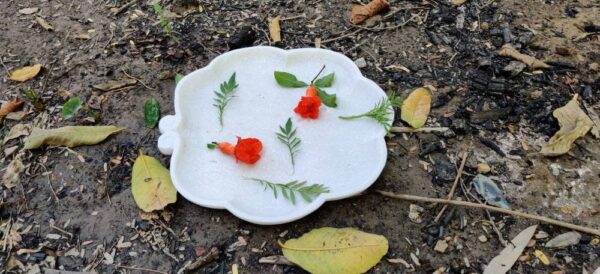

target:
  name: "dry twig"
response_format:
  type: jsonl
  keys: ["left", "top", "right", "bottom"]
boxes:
{"left": 433, "top": 143, "right": 471, "bottom": 222}
{"left": 376, "top": 191, "right": 600, "bottom": 236}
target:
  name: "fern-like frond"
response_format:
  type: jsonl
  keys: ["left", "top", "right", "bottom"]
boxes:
{"left": 277, "top": 118, "right": 301, "bottom": 171}
{"left": 338, "top": 92, "right": 403, "bottom": 132}
{"left": 247, "top": 178, "right": 329, "bottom": 205}
{"left": 213, "top": 72, "right": 238, "bottom": 127}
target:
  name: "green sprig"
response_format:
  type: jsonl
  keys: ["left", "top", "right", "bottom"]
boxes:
{"left": 338, "top": 92, "right": 403, "bottom": 132}
{"left": 277, "top": 118, "right": 301, "bottom": 171}
{"left": 213, "top": 72, "right": 238, "bottom": 127}
{"left": 247, "top": 178, "right": 329, "bottom": 205}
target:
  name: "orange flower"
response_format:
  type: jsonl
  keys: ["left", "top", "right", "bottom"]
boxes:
{"left": 305, "top": 85, "right": 318, "bottom": 97}
{"left": 294, "top": 95, "right": 321, "bottom": 119}
{"left": 217, "top": 142, "right": 235, "bottom": 155}
{"left": 234, "top": 137, "right": 263, "bottom": 164}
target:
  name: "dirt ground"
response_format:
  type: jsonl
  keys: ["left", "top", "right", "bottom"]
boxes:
{"left": 1, "top": 0, "right": 600, "bottom": 273}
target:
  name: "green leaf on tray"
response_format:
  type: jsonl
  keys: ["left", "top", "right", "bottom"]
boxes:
{"left": 213, "top": 72, "right": 238, "bottom": 127}
{"left": 313, "top": 72, "right": 334, "bottom": 88}
{"left": 339, "top": 92, "right": 402, "bottom": 132}
{"left": 274, "top": 71, "right": 308, "bottom": 88}
{"left": 316, "top": 87, "right": 337, "bottom": 108}
{"left": 62, "top": 97, "right": 83, "bottom": 119}
{"left": 24, "top": 126, "right": 124, "bottom": 149}
{"left": 144, "top": 97, "right": 160, "bottom": 128}
{"left": 247, "top": 178, "right": 329, "bottom": 205}
{"left": 277, "top": 118, "right": 301, "bottom": 171}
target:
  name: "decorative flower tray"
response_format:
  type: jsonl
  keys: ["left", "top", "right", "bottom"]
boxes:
{"left": 158, "top": 47, "right": 390, "bottom": 224}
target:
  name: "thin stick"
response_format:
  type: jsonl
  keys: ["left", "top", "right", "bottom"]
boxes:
{"left": 112, "top": 0, "right": 139, "bottom": 15}
{"left": 310, "top": 65, "right": 326, "bottom": 84}
{"left": 118, "top": 265, "right": 168, "bottom": 274}
{"left": 122, "top": 68, "right": 154, "bottom": 90}
{"left": 321, "top": 29, "right": 363, "bottom": 44}
{"left": 376, "top": 191, "right": 600, "bottom": 237}
{"left": 391, "top": 127, "right": 449, "bottom": 133}
{"left": 433, "top": 143, "right": 470, "bottom": 222}
{"left": 259, "top": 255, "right": 295, "bottom": 266}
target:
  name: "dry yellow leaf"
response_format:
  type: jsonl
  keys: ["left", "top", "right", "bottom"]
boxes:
{"left": 35, "top": 17, "right": 54, "bottom": 31}
{"left": 401, "top": 87, "right": 432, "bottom": 129}
{"left": 281, "top": 227, "right": 388, "bottom": 274}
{"left": 534, "top": 250, "right": 550, "bottom": 265}
{"left": 9, "top": 64, "right": 42, "bottom": 82}
{"left": 541, "top": 94, "right": 594, "bottom": 156}
{"left": 131, "top": 152, "right": 177, "bottom": 212}
{"left": 24, "top": 126, "right": 124, "bottom": 149}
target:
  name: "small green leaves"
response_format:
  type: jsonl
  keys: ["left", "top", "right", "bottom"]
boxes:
{"left": 144, "top": 97, "right": 160, "bottom": 128}
{"left": 277, "top": 118, "right": 301, "bottom": 170}
{"left": 152, "top": 3, "right": 162, "bottom": 13}
{"left": 274, "top": 71, "right": 308, "bottom": 88}
{"left": 62, "top": 97, "right": 83, "bottom": 119}
{"left": 175, "top": 73, "right": 184, "bottom": 84}
{"left": 213, "top": 72, "right": 238, "bottom": 127}
{"left": 316, "top": 87, "right": 337, "bottom": 108}
{"left": 247, "top": 178, "right": 329, "bottom": 205}
{"left": 274, "top": 67, "right": 338, "bottom": 108}
{"left": 207, "top": 142, "right": 217, "bottom": 149}
{"left": 339, "top": 92, "right": 402, "bottom": 132}
{"left": 313, "top": 73, "right": 334, "bottom": 87}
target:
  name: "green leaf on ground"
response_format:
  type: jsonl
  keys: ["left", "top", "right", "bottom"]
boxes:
{"left": 144, "top": 97, "right": 160, "bottom": 128}
{"left": 62, "top": 97, "right": 83, "bottom": 119}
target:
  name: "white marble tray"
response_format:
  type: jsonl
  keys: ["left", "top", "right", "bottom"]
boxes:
{"left": 158, "top": 46, "right": 390, "bottom": 224}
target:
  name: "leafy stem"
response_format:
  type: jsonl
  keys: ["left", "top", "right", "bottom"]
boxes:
{"left": 338, "top": 92, "right": 403, "bottom": 132}
{"left": 213, "top": 72, "right": 238, "bottom": 127}
{"left": 277, "top": 118, "right": 301, "bottom": 172}
{"left": 247, "top": 178, "right": 329, "bottom": 205}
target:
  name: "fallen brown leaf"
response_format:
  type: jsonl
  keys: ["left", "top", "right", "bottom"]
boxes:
{"left": 18, "top": 7, "right": 39, "bottom": 15}
{"left": 541, "top": 94, "right": 594, "bottom": 156}
{"left": 8, "top": 64, "right": 42, "bottom": 82}
{"left": 2, "top": 154, "right": 25, "bottom": 189}
{"left": 498, "top": 44, "right": 549, "bottom": 69}
{"left": 35, "top": 16, "right": 54, "bottom": 31}
{"left": 268, "top": 16, "right": 281, "bottom": 43}
{"left": 351, "top": 0, "right": 390, "bottom": 25}
{"left": 3, "top": 123, "right": 31, "bottom": 145}
{"left": 0, "top": 99, "right": 24, "bottom": 123}
{"left": 484, "top": 225, "right": 537, "bottom": 274}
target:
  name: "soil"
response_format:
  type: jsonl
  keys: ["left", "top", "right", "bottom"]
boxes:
{"left": 1, "top": 0, "right": 599, "bottom": 273}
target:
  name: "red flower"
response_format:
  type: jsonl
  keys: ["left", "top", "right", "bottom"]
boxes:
{"left": 294, "top": 95, "right": 322, "bottom": 119}
{"left": 233, "top": 137, "right": 263, "bottom": 164}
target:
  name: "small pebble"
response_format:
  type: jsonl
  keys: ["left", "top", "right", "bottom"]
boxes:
{"left": 354, "top": 57, "right": 367, "bottom": 68}
{"left": 535, "top": 231, "right": 549, "bottom": 239}
{"left": 434, "top": 240, "right": 449, "bottom": 253}
{"left": 477, "top": 163, "right": 491, "bottom": 174}
{"left": 478, "top": 235, "right": 488, "bottom": 243}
